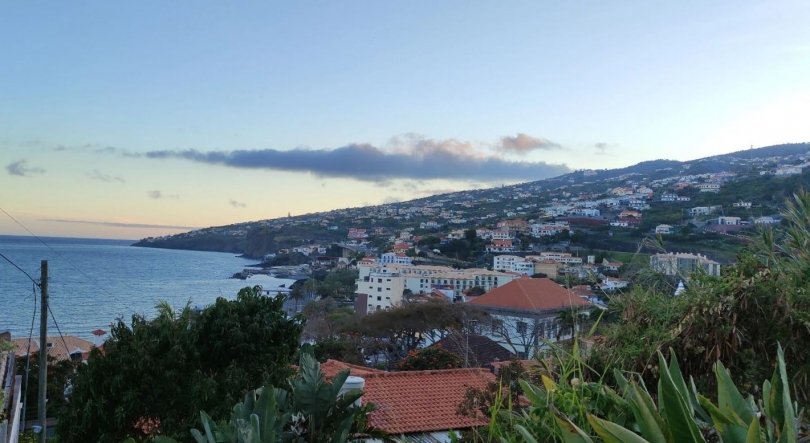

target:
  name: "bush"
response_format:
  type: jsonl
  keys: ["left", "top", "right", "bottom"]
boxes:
{"left": 398, "top": 346, "right": 463, "bottom": 371}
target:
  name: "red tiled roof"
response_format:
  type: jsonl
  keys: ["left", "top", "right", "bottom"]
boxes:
{"left": 467, "top": 278, "right": 591, "bottom": 311}
{"left": 12, "top": 335, "right": 95, "bottom": 362}
{"left": 319, "top": 359, "right": 385, "bottom": 379}
{"left": 361, "top": 369, "right": 495, "bottom": 434}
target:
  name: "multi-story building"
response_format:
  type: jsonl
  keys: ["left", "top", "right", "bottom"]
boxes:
{"left": 493, "top": 255, "right": 522, "bottom": 272}
{"left": 379, "top": 252, "right": 413, "bottom": 265}
{"left": 650, "top": 252, "right": 721, "bottom": 278}
{"left": 355, "top": 272, "right": 406, "bottom": 314}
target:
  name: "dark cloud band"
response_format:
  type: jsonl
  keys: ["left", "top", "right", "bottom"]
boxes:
{"left": 142, "top": 140, "right": 570, "bottom": 182}
{"left": 41, "top": 219, "right": 199, "bottom": 230}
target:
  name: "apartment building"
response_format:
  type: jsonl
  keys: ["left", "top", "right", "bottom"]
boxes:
{"left": 650, "top": 252, "right": 721, "bottom": 278}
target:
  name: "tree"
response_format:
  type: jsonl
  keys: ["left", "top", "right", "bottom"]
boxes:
{"left": 153, "top": 352, "right": 384, "bottom": 443}
{"left": 398, "top": 346, "right": 462, "bottom": 371}
{"left": 311, "top": 336, "right": 365, "bottom": 366}
{"left": 289, "top": 286, "right": 306, "bottom": 313}
{"left": 57, "top": 287, "right": 303, "bottom": 443}
{"left": 15, "top": 353, "right": 78, "bottom": 420}
{"left": 464, "top": 286, "right": 486, "bottom": 297}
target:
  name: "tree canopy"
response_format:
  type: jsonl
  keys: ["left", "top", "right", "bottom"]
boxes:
{"left": 57, "top": 286, "right": 303, "bottom": 443}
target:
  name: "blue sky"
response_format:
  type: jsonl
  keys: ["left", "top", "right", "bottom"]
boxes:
{"left": 1, "top": 1, "right": 809, "bottom": 239}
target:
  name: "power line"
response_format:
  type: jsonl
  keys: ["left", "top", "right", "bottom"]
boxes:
{"left": 48, "top": 304, "right": 71, "bottom": 359}
{"left": 0, "top": 251, "right": 39, "bottom": 287}
{"left": 1, "top": 207, "right": 115, "bottom": 298}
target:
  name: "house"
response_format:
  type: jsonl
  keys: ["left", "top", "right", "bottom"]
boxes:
{"left": 493, "top": 255, "right": 522, "bottom": 272}
{"left": 717, "top": 216, "right": 741, "bottom": 225}
{"left": 698, "top": 183, "right": 721, "bottom": 193}
{"left": 468, "top": 278, "right": 593, "bottom": 358}
{"left": 689, "top": 206, "right": 715, "bottom": 216}
{"left": 379, "top": 252, "right": 413, "bottom": 266}
{"left": 753, "top": 216, "right": 778, "bottom": 224}
{"left": 655, "top": 224, "right": 674, "bottom": 235}
{"left": 430, "top": 332, "right": 515, "bottom": 368}
{"left": 732, "top": 201, "right": 752, "bottom": 209}
{"left": 600, "top": 259, "right": 623, "bottom": 272}
{"left": 12, "top": 334, "right": 97, "bottom": 363}
{"left": 599, "top": 277, "right": 629, "bottom": 291}
{"left": 317, "top": 361, "right": 495, "bottom": 441}
{"left": 775, "top": 165, "right": 802, "bottom": 176}
{"left": 486, "top": 239, "right": 515, "bottom": 253}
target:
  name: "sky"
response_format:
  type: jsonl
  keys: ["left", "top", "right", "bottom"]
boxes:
{"left": 1, "top": 1, "right": 809, "bottom": 240}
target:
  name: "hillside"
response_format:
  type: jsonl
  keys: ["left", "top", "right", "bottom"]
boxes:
{"left": 133, "top": 142, "right": 810, "bottom": 259}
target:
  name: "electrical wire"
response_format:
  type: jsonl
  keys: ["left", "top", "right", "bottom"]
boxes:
{"left": 48, "top": 303, "right": 71, "bottom": 359}
{"left": 1, "top": 206, "right": 136, "bottom": 316}
{"left": 0, "top": 251, "right": 40, "bottom": 287}
{"left": 0, "top": 206, "right": 116, "bottom": 298}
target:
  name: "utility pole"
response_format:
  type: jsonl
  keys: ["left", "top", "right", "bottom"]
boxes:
{"left": 38, "top": 260, "right": 48, "bottom": 443}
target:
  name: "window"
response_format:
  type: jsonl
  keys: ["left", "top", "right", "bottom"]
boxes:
{"left": 376, "top": 305, "right": 381, "bottom": 311}
{"left": 377, "top": 288, "right": 382, "bottom": 292}
{"left": 386, "top": 279, "right": 391, "bottom": 282}
{"left": 385, "top": 288, "right": 390, "bottom": 291}
{"left": 378, "top": 278, "right": 382, "bottom": 283}
{"left": 517, "top": 321, "right": 528, "bottom": 335}
{"left": 377, "top": 296, "right": 382, "bottom": 301}
{"left": 491, "top": 319, "right": 504, "bottom": 335}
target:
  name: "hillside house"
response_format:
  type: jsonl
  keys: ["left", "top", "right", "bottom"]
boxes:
{"left": 486, "top": 239, "right": 515, "bottom": 253}
{"left": 468, "top": 278, "right": 593, "bottom": 358}
{"left": 655, "top": 224, "right": 674, "bottom": 235}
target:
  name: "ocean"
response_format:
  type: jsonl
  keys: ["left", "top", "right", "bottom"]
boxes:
{"left": 0, "top": 235, "right": 296, "bottom": 341}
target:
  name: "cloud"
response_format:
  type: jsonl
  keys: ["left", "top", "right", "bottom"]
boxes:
{"left": 594, "top": 142, "right": 615, "bottom": 155}
{"left": 148, "top": 190, "right": 179, "bottom": 199}
{"left": 381, "top": 196, "right": 400, "bottom": 204}
{"left": 86, "top": 169, "right": 125, "bottom": 183}
{"left": 495, "top": 133, "right": 561, "bottom": 154}
{"left": 141, "top": 136, "right": 570, "bottom": 183}
{"left": 229, "top": 199, "right": 247, "bottom": 208}
{"left": 41, "top": 219, "right": 199, "bottom": 230}
{"left": 6, "top": 160, "right": 45, "bottom": 177}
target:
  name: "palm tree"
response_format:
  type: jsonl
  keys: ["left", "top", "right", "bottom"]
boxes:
{"left": 556, "top": 309, "right": 580, "bottom": 339}
{"left": 289, "top": 286, "right": 306, "bottom": 313}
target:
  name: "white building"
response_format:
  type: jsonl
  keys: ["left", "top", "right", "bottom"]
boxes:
{"left": 655, "top": 224, "right": 674, "bottom": 234}
{"left": 776, "top": 165, "right": 803, "bottom": 176}
{"left": 355, "top": 272, "right": 406, "bottom": 313}
{"left": 379, "top": 252, "right": 413, "bottom": 266}
{"left": 717, "top": 216, "right": 741, "bottom": 225}
{"left": 493, "top": 255, "right": 523, "bottom": 272}
{"left": 732, "top": 201, "right": 752, "bottom": 209}
{"left": 468, "top": 279, "right": 594, "bottom": 358}
{"left": 650, "top": 252, "right": 721, "bottom": 278}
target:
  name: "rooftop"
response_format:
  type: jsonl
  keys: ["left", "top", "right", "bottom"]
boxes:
{"left": 468, "top": 278, "right": 592, "bottom": 311}
{"left": 360, "top": 369, "right": 495, "bottom": 434}
{"left": 12, "top": 335, "right": 95, "bottom": 362}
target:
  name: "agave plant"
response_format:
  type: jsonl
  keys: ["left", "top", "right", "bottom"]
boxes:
{"left": 547, "top": 344, "right": 804, "bottom": 443}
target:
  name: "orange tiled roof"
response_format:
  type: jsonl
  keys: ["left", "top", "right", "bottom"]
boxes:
{"left": 467, "top": 278, "right": 591, "bottom": 311}
{"left": 12, "top": 335, "right": 95, "bottom": 362}
{"left": 361, "top": 369, "right": 495, "bottom": 434}
{"left": 319, "top": 359, "right": 385, "bottom": 379}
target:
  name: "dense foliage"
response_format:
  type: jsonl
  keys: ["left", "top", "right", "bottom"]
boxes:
{"left": 592, "top": 192, "right": 810, "bottom": 405}
{"left": 397, "top": 346, "right": 463, "bottom": 371}
{"left": 14, "top": 353, "right": 79, "bottom": 419}
{"left": 57, "top": 286, "right": 303, "bottom": 443}
{"left": 150, "top": 352, "right": 382, "bottom": 443}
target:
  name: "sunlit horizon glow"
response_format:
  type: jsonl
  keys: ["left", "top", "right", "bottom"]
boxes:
{"left": 1, "top": 1, "right": 809, "bottom": 239}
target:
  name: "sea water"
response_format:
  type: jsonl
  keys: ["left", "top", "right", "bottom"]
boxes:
{"left": 0, "top": 235, "right": 295, "bottom": 340}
